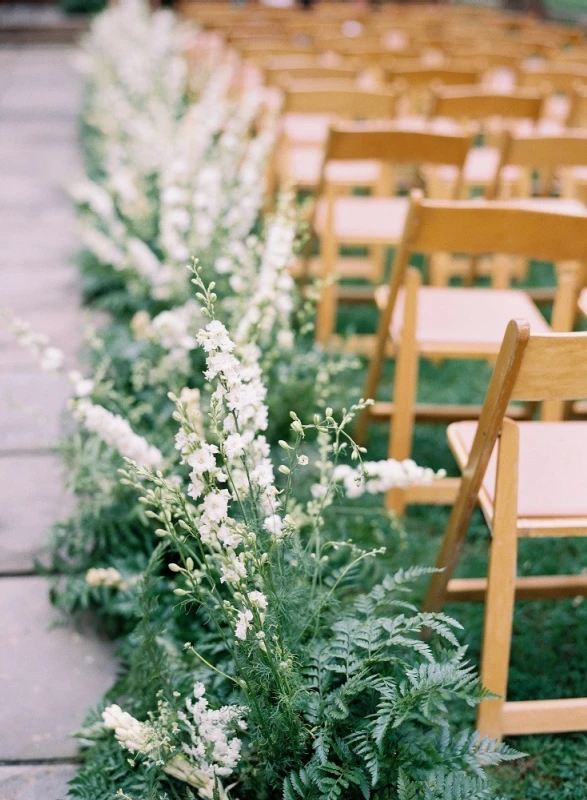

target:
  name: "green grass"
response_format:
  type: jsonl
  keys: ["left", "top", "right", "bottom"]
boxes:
{"left": 335, "top": 253, "right": 587, "bottom": 799}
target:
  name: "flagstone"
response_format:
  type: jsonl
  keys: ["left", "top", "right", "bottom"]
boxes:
{"left": 0, "top": 577, "right": 117, "bottom": 760}
{"left": 0, "top": 763, "right": 77, "bottom": 800}
{"left": 0, "top": 453, "right": 71, "bottom": 573}
{"left": 0, "top": 371, "right": 72, "bottom": 452}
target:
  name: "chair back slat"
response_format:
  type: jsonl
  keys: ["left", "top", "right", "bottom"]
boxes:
{"left": 500, "top": 130, "right": 587, "bottom": 169}
{"left": 512, "top": 332, "right": 587, "bottom": 402}
{"left": 384, "top": 65, "right": 481, "bottom": 87}
{"left": 406, "top": 198, "right": 587, "bottom": 262}
{"left": 283, "top": 83, "right": 398, "bottom": 117}
{"left": 324, "top": 123, "right": 471, "bottom": 166}
{"left": 268, "top": 67, "right": 357, "bottom": 86}
{"left": 431, "top": 87, "right": 544, "bottom": 121}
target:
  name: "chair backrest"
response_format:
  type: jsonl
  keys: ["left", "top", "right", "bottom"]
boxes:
{"left": 430, "top": 86, "right": 545, "bottom": 122}
{"left": 519, "top": 64, "right": 587, "bottom": 94}
{"left": 322, "top": 122, "right": 471, "bottom": 166}
{"left": 265, "top": 66, "right": 358, "bottom": 87}
{"left": 283, "top": 82, "right": 398, "bottom": 118}
{"left": 383, "top": 64, "right": 482, "bottom": 87}
{"left": 490, "top": 130, "right": 587, "bottom": 198}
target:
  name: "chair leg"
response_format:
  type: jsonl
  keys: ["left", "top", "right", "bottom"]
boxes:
{"left": 315, "top": 228, "right": 338, "bottom": 345}
{"left": 370, "top": 244, "right": 387, "bottom": 283}
{"left": 477, "top": 420, "right": 519, "bottom": 741}
{"left": 429, "top": 253, "right": 452, "bottom": 287}
{"left": 386, "top": 269, "right": 420, "bottom": 514}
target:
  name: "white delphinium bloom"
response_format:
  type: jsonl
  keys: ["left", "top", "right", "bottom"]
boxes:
{"left": 177, "top": 683, "right": 246, "bottom": 796}
{"left": 234, "top": 608, "right": 253, "bottom": 640}
{"left": 148, "top": 301, "right": 203, "bottom": 351}
{"left": 102, "top": 704, "right": 153, "bottom": 753}
{"left": 68, "top": 371, "right": 94, "bottom": 397}
{"left": 332, "top": 460, "right": 447, "bottom": 499}
{"left": 103, "top": 682, "right": 244, "bottom": 798}
{"left": 74, "top": 399, "right": 163, "bottom": 468}
{"left": 78, "top": 225, "right": 126, "bottom": 269}
{"left": 167, "top": 310, "right": 281, "bottom": 644}
{"left": 232, "top": 192, "right": 297, "bottom": 353}
{"left": 86, "top": 566, "right": 125, "bottom": 588}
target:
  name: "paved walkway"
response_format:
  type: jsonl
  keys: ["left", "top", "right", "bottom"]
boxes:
{"left": 0, "top": 46, "right": 117, "bottom": 799}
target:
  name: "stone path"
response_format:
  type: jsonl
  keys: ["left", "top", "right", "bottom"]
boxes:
{"left": 0, "top": 46, "right": 117, "bottom": 799}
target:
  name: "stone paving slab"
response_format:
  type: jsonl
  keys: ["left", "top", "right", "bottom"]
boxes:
{"left": 0, "top": 453, "right": 71, "bottom": 574}
{"left": 0, "top": 371, "right": 72, "bottom": 451}
{"left": 0, "top": 763, "right": 77, "bottom": 800}
{"left": 0, "top": 211, "right": 77, "bottom": 265}
{"left": 0, "top": 577, "right": 117, "bottom": 760}
{"left": 0, "top": 311, "right": 82, "bottom": 372}
{"left": 0, "top": 268, "right": 79, "bottom": 312}
{"left": 0, "top": 174, "right": 65, "bottom": 211}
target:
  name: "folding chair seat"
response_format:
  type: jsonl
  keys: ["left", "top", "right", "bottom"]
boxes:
{"left": 281, "top": 113, "right": 333, "bottom": 145}
{"left": 385, "top": 286, "right": 549, "bottom": 354}
{"left": 424, "top": 322, "right": 587, "bottom": 740}
{"left": 284, "top": 149, "right": 382, "bottom": 192}
{"left": 355, "top": 193, "right": 587, "bottom": 513}
{"left": 449, "top": 420, "right": 587, "bottom": 523}
{"left": 315, "top": 195, "right": 409, "bottom": 244}
{"left": 308, "top": 124, "right": 471, "bottom": 344}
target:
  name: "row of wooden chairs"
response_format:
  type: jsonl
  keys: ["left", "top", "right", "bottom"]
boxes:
{"left": 344, "top": 194, "right": 587, "bottom": 741}
{"left": 290, "top": 119, "right": 587, "bottom": 332}
{"left": 181, "top": 0, "right": 587, "bottom": 749}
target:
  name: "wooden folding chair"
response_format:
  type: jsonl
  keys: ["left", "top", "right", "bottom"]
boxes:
{"left": 429, "top": 130, "right": 587, "bottom": 291}
{"left": 310, "top": 125, "right": 472, "bottom": 345}
{"left": 382, "top": 64, "right": 484, "bottom": 117}
{"left": 430, "top": 86, "right": 546, "bottom": 133}
{"left": 428, "top": 86, "right": 547, "bottom": 196}
{"left": 519, "top": 63, "right": 587, "bottom": 124}
{"left": 355, "top": 191, "right": 587, "bottom": 513}
{"left": 277, "top": 81, "right": 399, "bottom": 192}
{"left": 424, "top": 321, "right": 587, "bottom": 740}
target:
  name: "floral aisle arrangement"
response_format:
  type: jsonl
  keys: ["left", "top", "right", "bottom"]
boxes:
{"left": 59, "top": 282, "right": 517, "bottom": 799}
{"left": 3, "top": 1, "right": 524, "bottom": 796}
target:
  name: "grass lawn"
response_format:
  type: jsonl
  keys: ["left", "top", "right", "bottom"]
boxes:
{"left": 335, "top": 254, "right": 587, "bottom": 799}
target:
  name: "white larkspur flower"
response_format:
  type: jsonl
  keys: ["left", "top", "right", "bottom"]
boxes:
{"left": 102, "top": 705, "right": 152, "bottom": 753}
{"left": 247, "top": 590, "right": 268, "bottom": 610}
{"left": 86, "top": 566, "right": 124, "bottom": 588}
{"left": 196, "top": 321, "right": 234, "bottom": 353}
{"left": 263, "top": 514, "right": 283, "bottom": 538}
{"left": 234, "top": 608, "right": 253, "bottom": 640}
{"left": 202, "top": 489, "right": 230, "bottom": 523}
{"left": 223, "top": 432, "right": 246, "bottom": 459}
{"left": 74, "top": 400, "right": 163, "bottom": 468}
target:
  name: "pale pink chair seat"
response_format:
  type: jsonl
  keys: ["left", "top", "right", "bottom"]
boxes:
{"left": 282, "top": 146, "right": 381, "bottom": 188}
{"left": 505, "top": 197, "right": 587, "bottom": 214}
{"left": 544, "top": 94, "right": 572, "bottom": 123}
{"left": 578, "top": 287, "right": 587, "bottom": 317}
{"left": 281, "top": 113, "right": 332, "bottom": 145}
{"left": 449, "top": 420, "right": 587, "bottom": 519}
{"left": 376, "top": 285, "right": 549, "bottom": 349}
{"left": 430, "top": 147, "right": 521, "bottom": 188}
{"left": 315, "top": 196, "right": 409, "bottom": 244}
